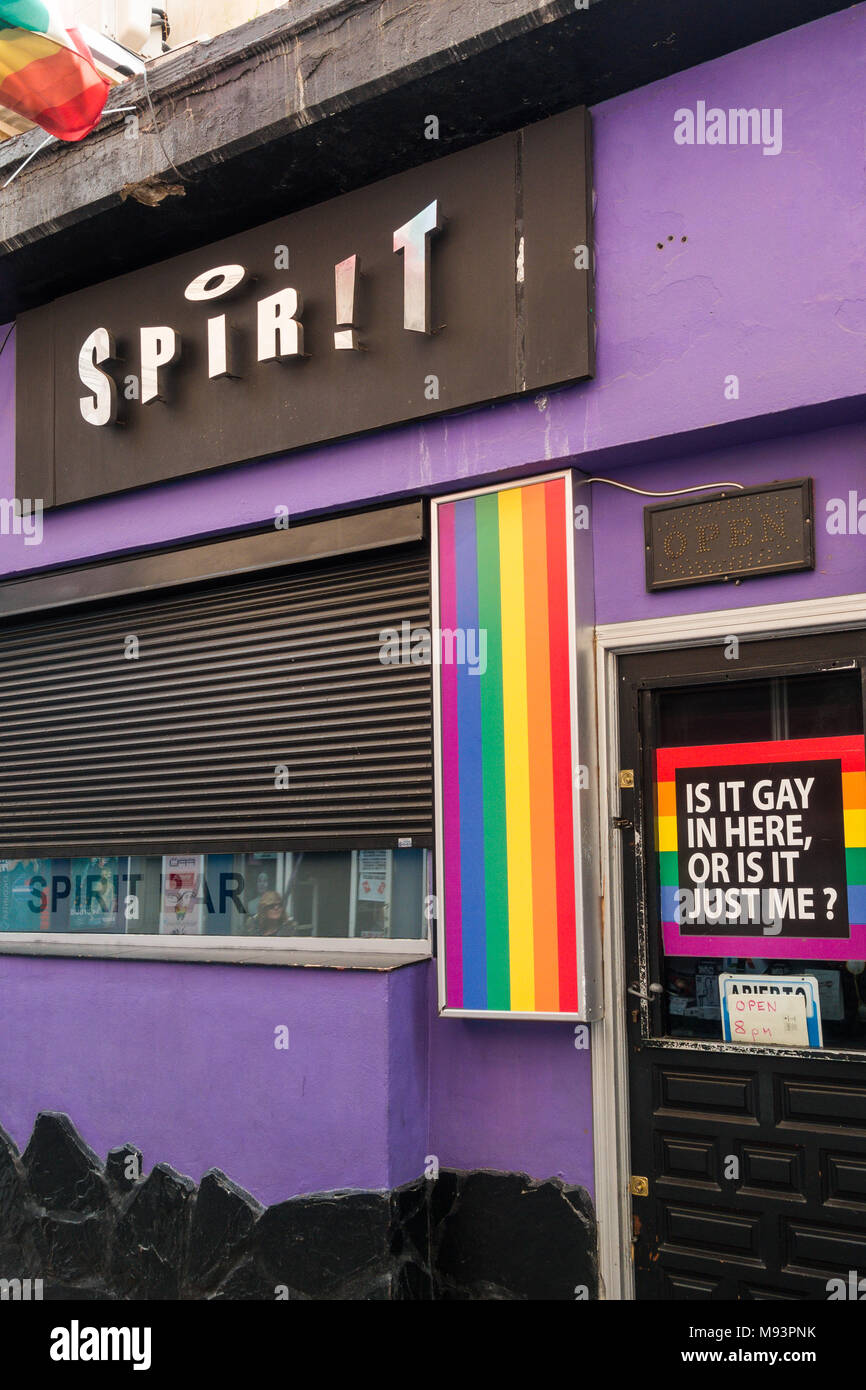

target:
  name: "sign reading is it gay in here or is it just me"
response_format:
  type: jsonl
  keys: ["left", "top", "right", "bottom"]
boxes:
{"left": 656, "top": 734, "right": 866, "bottom": 960}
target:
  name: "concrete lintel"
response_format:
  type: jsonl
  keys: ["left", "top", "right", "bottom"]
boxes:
{"left": 0, "top": 1, "right": 575, "bottom": 265}
{"left": 0, "top": 0, "right": 853, "bottom": 319}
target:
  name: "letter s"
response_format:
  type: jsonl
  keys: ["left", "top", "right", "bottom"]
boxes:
{"left": 79, "top": 328, "right": 118, "bottom": 426}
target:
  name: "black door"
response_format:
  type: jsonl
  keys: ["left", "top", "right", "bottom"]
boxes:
{"left": 619, "top": 631, "right": 866, "bottom": 1299}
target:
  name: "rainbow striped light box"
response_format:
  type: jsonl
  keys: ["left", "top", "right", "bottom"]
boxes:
{"left": 657, "top": 734, "right": 866, "bottom": 960}
{"left": 432, "top": 473, "right": 600, "bottom": 1020}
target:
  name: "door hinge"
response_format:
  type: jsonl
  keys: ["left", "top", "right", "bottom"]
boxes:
{"left": 629, "top": 1174, "right": 649, "bottom": 1198}
{"left": 619, "top": 769, "right": 634, "bottom": 788}
{"left": 611, "top": 816, "right": 633, "bottom": 830}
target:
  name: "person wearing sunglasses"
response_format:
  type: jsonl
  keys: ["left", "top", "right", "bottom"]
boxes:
{"left": 252, "top": 889, "right": 295, "bottom": 937}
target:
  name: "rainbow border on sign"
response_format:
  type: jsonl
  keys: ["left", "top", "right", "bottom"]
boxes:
{"left": 657, "top": 734, "right": 866, "bottom": 960}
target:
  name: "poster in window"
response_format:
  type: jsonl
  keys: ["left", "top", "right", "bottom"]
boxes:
{"left": 159, "top": 854, "right": 205, "bottom": 934}
{"left": 0, "top": 859, "right": 53, "bottom": 931}
{"left": 357, "top": 850, "right": 390, "bottom": 904}
{"left": 242, "top": 853, "right": 278, "bottom": 920}
{"left": 69, "top": 857, "right": 120, "bottom": 931}
{"left": 656, "top": 735, "right": 866, "bottom": 960}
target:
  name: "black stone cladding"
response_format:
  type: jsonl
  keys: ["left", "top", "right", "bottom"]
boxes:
{"left": 0, "top": 1112, "right": 597, "bottom": 1300}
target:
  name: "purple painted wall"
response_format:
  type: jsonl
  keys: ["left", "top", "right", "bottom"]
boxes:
{"left": 0, "top": 954, "right": 403, "bottom": 1206}
{"left": 592, "top": 421, "right": 866, "bottom": 624}
{"left": 0, "top": 5, "right": 864, "bottom": 578}
{"left": 387, "top": 960, "right": 431, "bottom": 1189}
{"left": 0, "top": 953, "right": 595, "bottom": 1201}
{"left": 0, "top": 8, "right": 864, "bottom": 1206}
{"left": 426, "top": 971, "right": 594, "bottom": 1196}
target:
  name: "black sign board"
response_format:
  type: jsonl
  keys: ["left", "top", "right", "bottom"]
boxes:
{"left": 675, "top": 759, "right": 848, "bottom": 940}
{"left": 644, "top": 478, "right": 814, "bottom": 591}
{"left": 15, "top": 108, "right": 593, "bottom": 509}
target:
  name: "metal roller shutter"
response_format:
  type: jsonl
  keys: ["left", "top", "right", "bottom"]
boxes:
{"left": 0, "top": 545, "right": 432, "bottom": 856}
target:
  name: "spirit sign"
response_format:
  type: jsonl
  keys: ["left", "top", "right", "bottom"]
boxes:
{"left": 16, "top": 108, "right": 593, "bottom": 508}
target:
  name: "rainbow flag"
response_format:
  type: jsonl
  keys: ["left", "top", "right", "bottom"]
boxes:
{"left": 435, "top": 475, "right": 581, "bottom": 1016}
{"left": 0, "top": 1, "right": 109, "bottom": 141}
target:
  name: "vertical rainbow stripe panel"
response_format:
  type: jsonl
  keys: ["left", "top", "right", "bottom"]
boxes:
{"left": 0, "top": 1, "right": 109, "bottom": 142}
{"left": 436, "top": 477, "right": 579, "bottom": 1014}
{"left": 656, "top": 734, "right": 866, "bottom": 961}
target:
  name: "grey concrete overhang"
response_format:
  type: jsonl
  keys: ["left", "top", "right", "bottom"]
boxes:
{"left": 0, "top": 0, "right": 853, "bottom": 321}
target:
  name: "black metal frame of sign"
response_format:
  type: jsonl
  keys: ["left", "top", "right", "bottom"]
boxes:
{"left": 644, "top": 478, "right": 814, "bottom": 592}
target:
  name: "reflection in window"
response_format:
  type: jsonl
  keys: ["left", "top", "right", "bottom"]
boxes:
{"left": 0, "top": 849, "right": 428, "bottom": 941}
{"left": 664, "top": 955, "right": 866, "bottom": 1048}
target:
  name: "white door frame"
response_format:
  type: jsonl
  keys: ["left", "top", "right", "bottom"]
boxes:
{"left": 591, "top": 590, "right": 866, "bottom": 1300}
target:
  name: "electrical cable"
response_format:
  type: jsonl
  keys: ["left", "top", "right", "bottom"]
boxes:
{"left": 2, "top": 131, "right": 54, "bottom": 189}
{"left": 141, "top": 63, "right": 193, "bottom": 184}
{"left": 0, "top": 323, "right": 13, "bottom": 359}
{"left": 574, "top": 476, "right": 745, "bottom": 497}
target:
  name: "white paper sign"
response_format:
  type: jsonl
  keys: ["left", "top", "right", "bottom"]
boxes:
{"left": 357, "top": 850, "right": 389, "bottom": 904}
{"left": 719, "top": 972, "right": 823, "bottom": 1047}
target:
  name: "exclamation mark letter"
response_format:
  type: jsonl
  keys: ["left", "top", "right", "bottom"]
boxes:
{"left": 334, "top": 255, "right": 360, "bottom": 350}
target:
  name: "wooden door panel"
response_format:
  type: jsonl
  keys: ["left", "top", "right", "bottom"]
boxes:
{"left": 638, "top": 1054, "right": 866, "bottom": 1294}
{"left": 656, "top": 1066, "right": 759, "bottom": 1119}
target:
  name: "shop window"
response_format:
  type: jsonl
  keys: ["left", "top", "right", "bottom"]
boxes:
{"left": 0, "top": 848, "right": 429, "bottom": 943}
{"left": 0, "top": 534, "right": 433, "bottom": 960}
